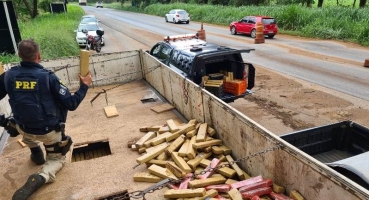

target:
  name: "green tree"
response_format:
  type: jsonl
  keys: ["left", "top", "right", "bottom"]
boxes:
{"left": 359, "top": 0, "right": 367, "bottom": 7}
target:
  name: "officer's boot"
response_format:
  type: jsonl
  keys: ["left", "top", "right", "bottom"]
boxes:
{"left": 30, "top": 146, "right": 45, "bottom": 165}
{"left": 12, "top": 174, "right": 45, "bottom": 200}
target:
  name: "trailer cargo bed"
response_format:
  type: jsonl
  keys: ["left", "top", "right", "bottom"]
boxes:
{"left": 0, "top": 81, "right": 182, "bottom": 199}
{"left": 1, "top": 50, "right": 368, "bottom": 200}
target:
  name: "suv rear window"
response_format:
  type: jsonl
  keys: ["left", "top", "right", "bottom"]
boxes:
{"left": 178, "top": 11, "right": 187, "bottom": 14}
{"left": 262, "top": 18, "right": 276, "bottom": 24}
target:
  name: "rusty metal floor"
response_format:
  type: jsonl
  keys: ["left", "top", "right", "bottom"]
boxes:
{"left": 0, "top": 80, "right": 183, "bottom": 200}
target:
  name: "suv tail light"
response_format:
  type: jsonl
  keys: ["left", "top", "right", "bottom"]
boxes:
{"left": 176, "top": 14, "right": 179, "bottom": 17}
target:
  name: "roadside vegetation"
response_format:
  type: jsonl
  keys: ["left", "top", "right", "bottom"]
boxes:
{"left": 1, "top": 0, "right": 369, "bottom": 64}
{"left": 107, "top": 2, "right": 369, "bottom": 46}
{"left": 0, "top": 5, "right": 84, "bottom": 64}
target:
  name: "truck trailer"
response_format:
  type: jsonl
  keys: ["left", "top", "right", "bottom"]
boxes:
{"left": 0, "top": 50, "right": 368, "bottom": 199}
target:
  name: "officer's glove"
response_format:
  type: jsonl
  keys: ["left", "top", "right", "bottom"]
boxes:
{"left": 5, "top": 118, "right": 19, "bottom": 137}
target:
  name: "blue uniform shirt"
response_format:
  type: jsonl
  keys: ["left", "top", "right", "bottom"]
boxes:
{"left": 0, "top": 61, "right": 89, "bottom": 128}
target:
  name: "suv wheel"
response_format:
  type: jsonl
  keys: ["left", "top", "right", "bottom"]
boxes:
{"left": 231, "top": 26, "right": 237, "bottom": 35}
{"left": 173, "top": 18, "right": 176, "bottom": 24}
{"left": 251, "top": 29, "right": 256, "bottom": 38}
{"left": 186, "top": 20, "right": 189, "bottom": 24}
{"left": 268, "top": 35, "right": 275, "bottom": 39}
{"left": 165, "top": 17, "right": 168, "bottom": 22}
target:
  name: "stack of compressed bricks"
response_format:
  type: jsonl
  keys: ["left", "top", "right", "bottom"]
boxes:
{"left": 130, "top": 119, "right": 305, "bottom": 200}
{"left": 203, "top": 79, "right": 224, "bottom": 97}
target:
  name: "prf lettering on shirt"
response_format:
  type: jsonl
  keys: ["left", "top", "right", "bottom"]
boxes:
{"left": 14, "top": 79, "right": 38, "bottom": 91}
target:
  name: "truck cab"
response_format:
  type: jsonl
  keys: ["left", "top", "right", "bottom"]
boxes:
{"left": 79, "top": 0, "right": 86, "bottom": 6}
{"left": 149, "top": 34, "right": 255, "bottom": 103}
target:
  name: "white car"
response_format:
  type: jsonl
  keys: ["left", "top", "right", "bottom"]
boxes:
{"left": 165, "top": 9, "right": 190, "bottom": 24}
{"left": 96, "top": 2, "right": 103, "bottom": 8}
{"left": 80, "top": 15, "right": 100, "bottom": 25}
{"left": 75, "top": 23, "right": 104, "bottom": 47}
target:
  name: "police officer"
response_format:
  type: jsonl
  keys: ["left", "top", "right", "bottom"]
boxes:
{"left": 0, "top": 39, "right": 92, "bottom": 199}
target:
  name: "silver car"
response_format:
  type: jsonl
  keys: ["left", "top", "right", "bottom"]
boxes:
{"left": 165, "top": 9, "right": 190, "bottom": 24}
{"left": 80, "top": 15, "right": 100, "bottom": 25}
{"left": 75, "top": 23, "right": 104, "bottom": 47}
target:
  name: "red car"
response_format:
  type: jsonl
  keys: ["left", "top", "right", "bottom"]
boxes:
{"left": 230, "top": 16, "right": 278, "bottom": 38}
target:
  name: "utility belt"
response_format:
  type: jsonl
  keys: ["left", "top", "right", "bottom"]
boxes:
{"left": 44, "top": 135, "right": 73, "bottom": 156}
{"left": 19, "top": 122, "right": 65, "bottom": 135}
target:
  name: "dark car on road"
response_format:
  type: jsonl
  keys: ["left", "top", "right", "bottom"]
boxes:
{"left": 230, "top": 16, "right": 278, "bottom": 38}
{"left": 149, "top": 34, "right": 255, "bottom": 103}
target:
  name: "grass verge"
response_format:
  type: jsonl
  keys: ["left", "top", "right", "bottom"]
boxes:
{"left": 0, "top": 5, "right": 85, "bottom": 64}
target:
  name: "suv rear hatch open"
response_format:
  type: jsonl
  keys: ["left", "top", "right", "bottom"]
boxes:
{"left": 195, "top": 49, "right": 255, "bottom": 102}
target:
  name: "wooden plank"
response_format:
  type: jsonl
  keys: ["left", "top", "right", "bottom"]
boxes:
{"left": 196, "top": 123, "right": 208, "bottom": 142}
{"left": 104, "top": 105, "right": 119, "bottom": 118}
{"left": 150, "top": 103, "right": 175, "bottom": 113}
{"left": 136, "top": 143, "right": 169, "bottom": 164}
{"left": 74, "top": 138, "right": 109, "bottom": 147}
{"left": 17, "top": 139, "right": 27, "bottom": 148}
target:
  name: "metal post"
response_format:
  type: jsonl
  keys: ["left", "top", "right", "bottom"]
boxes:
{"left": 3, "top": 1, "right": 17, "bottom": 53}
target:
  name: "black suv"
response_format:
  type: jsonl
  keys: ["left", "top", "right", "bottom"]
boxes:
{"left": 149, "top": 35, "right": 255, "bottom": 102}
